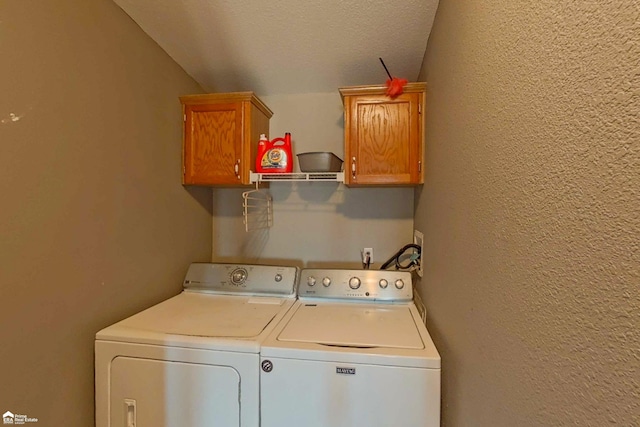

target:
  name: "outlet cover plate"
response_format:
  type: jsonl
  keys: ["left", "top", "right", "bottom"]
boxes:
{"left": 413, "top": 230, "right": 424, "bottom": 277}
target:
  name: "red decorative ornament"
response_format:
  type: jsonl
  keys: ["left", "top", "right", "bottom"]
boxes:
{"left": 385, "top": 77, "right": 408, "bottom": 98}
{"left": 379, "top": 58, "right": 408, "bottom": 99}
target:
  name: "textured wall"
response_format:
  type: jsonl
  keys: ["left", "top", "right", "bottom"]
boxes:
{"left": 415, "top": 0, "right": 639, "bottom": 425}
{"left": 0, "top": 1, "right": 211, "bottom": 426}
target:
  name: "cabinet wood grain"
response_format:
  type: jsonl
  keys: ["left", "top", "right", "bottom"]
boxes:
{"left": 340, "top": 83, "right": 426, "bottom": 186}
{"left": 180, "top": 93, "right": 272, "bottom": 186}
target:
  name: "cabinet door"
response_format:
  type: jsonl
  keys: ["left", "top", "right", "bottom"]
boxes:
{"left": 345, "top": 92, "right": 422, "bottom": 185}
{"left": 183, "top": 102, "right": 243, "bottom": 185}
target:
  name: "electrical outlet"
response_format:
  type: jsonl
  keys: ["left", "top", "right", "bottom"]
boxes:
{"left": 362, "top": 247, "right": 373, "bottom": 264}
{"left": 413, "top": 230, "right": 424, "bottom": 277}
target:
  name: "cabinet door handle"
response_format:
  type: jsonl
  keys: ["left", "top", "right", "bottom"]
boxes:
{"left": 235, "top": 160, "right": 240, "bottom": 179}
{"left": 351, "top": 157, "right": 356, "bottom": 180}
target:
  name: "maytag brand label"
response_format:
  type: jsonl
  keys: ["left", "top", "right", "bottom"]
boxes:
{"left": 336, "top": 367, "right": 356, "bottom": 375}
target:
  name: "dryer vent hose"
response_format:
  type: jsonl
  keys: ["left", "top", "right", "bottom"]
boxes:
{"left": 380, "top": 243, "right": 421, "bottom": 271}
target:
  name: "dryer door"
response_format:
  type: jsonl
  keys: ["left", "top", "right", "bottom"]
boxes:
{"left": 110, "top": 356, "right": 240, "bottom": 427}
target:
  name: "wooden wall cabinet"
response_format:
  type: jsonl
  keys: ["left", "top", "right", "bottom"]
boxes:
{"left": 180, "top": 92, "right": 272, "bottom": 186}
{"left": 340, "top": 83, "right": 426, "bottom": 186}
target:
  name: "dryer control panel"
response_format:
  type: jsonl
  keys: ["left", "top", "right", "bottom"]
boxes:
{"left": 299, "top": 269, "right": 413, "bottom": 302}
{"left": 183, "top": 263, "right": 298, "bottom": 296}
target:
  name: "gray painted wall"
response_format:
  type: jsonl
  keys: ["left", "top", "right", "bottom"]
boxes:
{"left": 212, "top": 92, "right": 416, "bottom": 269}
{"left": 416, "top": 0, "right": 639, "bottom": 425}
{"left": 0, "top": 1, "right": 212, "bottom": 425}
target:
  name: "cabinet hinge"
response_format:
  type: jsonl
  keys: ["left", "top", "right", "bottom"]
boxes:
{"left": 183, "top": 114, "right": 186, "bottom": 121}
{"left": 418, "top": 104, "right": 422, "bottom": 114}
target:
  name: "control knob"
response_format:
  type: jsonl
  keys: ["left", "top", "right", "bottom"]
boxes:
{"left": 379, "top": 279, "right": 389, "bottom": 289}
{"left": 322, "top": 277, "right": 332, "bottom": 287}
{"left": 231, "top": 268, "right": 248, "bottom": 285}
{"left": 307, "top": 276, "right": 317, "bottom": 287}
{"left": 394, "top": 279, "right": 405, "bottom": 289}
{"left": 349, "top": 277, "right": 361, "bottom": 289}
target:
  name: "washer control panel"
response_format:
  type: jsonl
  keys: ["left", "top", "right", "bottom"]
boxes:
{"left": 183, "top": 263, "right": 298, "bottom": 296}
{"left": 299, "top": 269, "right": 413, "bottom": 301}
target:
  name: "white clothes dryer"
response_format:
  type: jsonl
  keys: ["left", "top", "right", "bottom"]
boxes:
{"left": 260, "top": 268, "right": 440, "bottom": 427}
{"left": 95, "top": 263, "right": 298, "bottom": 427}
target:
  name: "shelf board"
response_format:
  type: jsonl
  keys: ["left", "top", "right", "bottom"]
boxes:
{"left": 250, "top": 171, "right": 345, "bottom": 183}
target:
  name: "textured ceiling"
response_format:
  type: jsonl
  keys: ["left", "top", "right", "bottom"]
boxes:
{"left": 113, "top": 0, "right": 439, "bottom": 95}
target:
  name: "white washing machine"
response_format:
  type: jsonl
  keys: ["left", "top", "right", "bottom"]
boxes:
{"left": 95, "top": 263, "right": 298, "bottom": 427}
{"left": 260, "top": 268, "right": 441, "bottom": 427}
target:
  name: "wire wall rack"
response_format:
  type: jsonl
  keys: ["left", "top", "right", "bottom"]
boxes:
{"left": 242, "top": 183, "right": 273, "bottom": 232}
{"left": 242, "top": 171, "right": 344, "bottom": 232}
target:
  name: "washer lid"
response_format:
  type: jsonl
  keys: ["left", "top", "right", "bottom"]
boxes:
{"left": 277, "top": 303, "right": 425, "bottom": 349}
{"left": 115, "top": 293, "right": 287, "bottom": 338}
